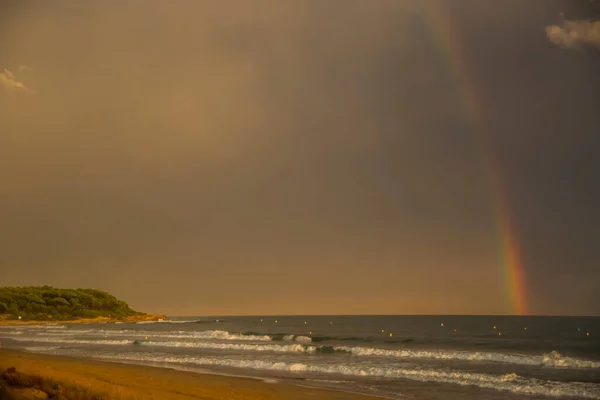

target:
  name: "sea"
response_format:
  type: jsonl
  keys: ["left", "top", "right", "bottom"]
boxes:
{"left": 1, "top": 315, "right": 599, "bottom": 399}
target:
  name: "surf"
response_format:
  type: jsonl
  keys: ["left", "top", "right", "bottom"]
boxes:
{"left": 60, "top": 350, "right": 600, "bottom": 399}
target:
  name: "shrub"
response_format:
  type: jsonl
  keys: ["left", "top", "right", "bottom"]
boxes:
{"left": 0, "top": 286, "right": 141, "bottom": 321}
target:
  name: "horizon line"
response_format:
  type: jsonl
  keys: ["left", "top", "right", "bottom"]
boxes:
{"left": 160, "top": 313, "right": 600, "bottom": 318}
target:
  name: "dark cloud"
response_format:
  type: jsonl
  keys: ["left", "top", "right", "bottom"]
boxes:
{"left": 1, "top": 0, "right": 598, "bottom": 315}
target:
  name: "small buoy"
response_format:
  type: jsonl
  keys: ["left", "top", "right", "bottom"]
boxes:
{"left": 524, "top": 327, "right": 527, "bottom": 331}
{"left": 275, "top": 320, "right": 278, "bottom": 323}
{"left": 260, "top": 319, "right": 263, "bottom": 322}
{"left": 309, "top": 331, "right": 312, "bottom": 335}
{"left": 104, "top": 335, "right": 107, "bottom": 339}
{"left": 498, "top": 332, "right": 502, "bottom": 336}
{"left": 453, "top": 329, "right": 457, "bottom": 332}
{"left": 577, "top": 328, "right": 581, "bottom": 332}
{"left": 440, "top": 323, "right": 444, "bottom": 327}
{"left": 493, "top": 326, "right": 497, "bottom": 330}
{"left": 145, "top": 336, "right": 148, "bottom": 340}
{"left": 587, "top": 332, "right": 590, "bottom": 337}
{"left": 389, "top": 333, "right": 393, "bottom": 337}
{"left": 381, "top": 329, "right": 385, "bottom": 333}
{"left": 330, "top": 321, "right": 333, "bottom": 324}
{"left": 304, "top": 321, "right": 307, "bottom": 325}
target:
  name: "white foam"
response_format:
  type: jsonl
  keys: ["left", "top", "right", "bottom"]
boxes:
{"left": 179, "top": 330, "right": 271, "bottom": 342}
{"left": 3, "top": 328, "right": 271, "bottom": 342}
{"left": 294, "top": 336, "right": 312, "bottom": 343}
{"left": 282, "top": 335, "right": 312, "bottom": 343}
{"left": 23, "top": 346, "right": 60, "bottom": 352}
{"left": 136, "top": 321, "right": 166, "bottom": 324}
{"left": 5, "top": 328, "right": 597, "bottom": 370}
{"left": 334, "top": 346, "right": 600, "bottom": 369}
{"left": 80, "top": 352, "right": 600, "bottom": 399}
{"left": 136, "top": 320, "right": 194, "bottom": 324}
{"left": 140, "top": 341, "right": 314, "bottom": 353}
{"left": 35, "top": 329, "right": 94, "bottom": 336}
{"left": 541, "top": 351, "right": 600, "bottom": 369}
{"left": 108, "top": 330, "right": 271, "bottom": 342}
{"left": 0, "top": 324, "right": 66, "bottom": 329}
{"left": 10, "top": 337, "right": 133, "bottom": 346}
{"left": 8, "top": 336, "right": 313, "bottom": 354}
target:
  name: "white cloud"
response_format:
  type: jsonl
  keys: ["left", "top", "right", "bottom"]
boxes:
{"left": 546, "top": 19, "right": 600, "bottom": 50}
{"left": 0, "top": 68, "right": 34, "bottom": 93}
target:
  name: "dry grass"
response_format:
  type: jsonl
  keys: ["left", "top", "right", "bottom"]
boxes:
{"left": 1, "top": 367, "right": 102, "bottom": 399}
{"left": 0, "top": 350, "right": 375, "bottom": 400}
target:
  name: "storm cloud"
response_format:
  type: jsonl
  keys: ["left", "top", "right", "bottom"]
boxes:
{"left": 1, "top": 0, "right": 599, "bottom": 316}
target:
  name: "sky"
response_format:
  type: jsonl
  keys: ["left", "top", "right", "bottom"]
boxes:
{"left": 1, "top": 0, "right": 599, "bottom": 316}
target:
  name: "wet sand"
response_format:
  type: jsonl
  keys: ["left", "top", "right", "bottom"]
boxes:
{"left": 0, "top": 349, "right": 378, "bottom": 400}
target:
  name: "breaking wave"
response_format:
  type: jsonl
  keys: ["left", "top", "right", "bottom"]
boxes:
{"left": 4, "top": 331, "right": 598, "bottom": 369}
{"left": 122, "top": 330, "right": 271, "bottom": 342}
{"left": 23, "top": 346, "right": 60, "bottom": 352}
{"left": 0, "top": 331, "right": 24, "bottom": 335}
{"left": 139, "top": 341, "right": 313, "bottom": 353}
{"left": 334, "top": 347, "right": 600, "bottom": 369}
{"left": 0, "top": 325, "right": 66, "bottom": 329}
{"left": 10, "top": 337, "right": 132, "bottom": 346}
{"left": 73, "top": 351, "right": 600, "bottom": 399}
{"left": 282, "top": 334, "right": 312, "bottom": 343}
{"left": 3, "top": 329, "right": 271, "bottom": 342}
{"left": 136, "top": 319, "right": 223, "bottom": 324}
{"left": 252, "top": 332, "right": 373, "bottom": 343}
{"left": 8, "top": 337, "right": 314, "bottom": 354}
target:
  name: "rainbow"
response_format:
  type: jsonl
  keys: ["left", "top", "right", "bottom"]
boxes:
{"left": 420, "top": 2, "right": 528, "bottom": 315}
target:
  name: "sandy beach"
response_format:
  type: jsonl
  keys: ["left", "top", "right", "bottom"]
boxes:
{"left": 0, "top": 315, "right": 168, "bottom": 327}
{"left": 0, "top": 349, "right": 377, "bottom": 400}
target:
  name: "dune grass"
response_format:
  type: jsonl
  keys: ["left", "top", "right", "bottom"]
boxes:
{"left": 0, "top": 365, "right": 110, "bottom": 399}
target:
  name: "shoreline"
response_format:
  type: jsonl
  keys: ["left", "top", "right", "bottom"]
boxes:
{"left": 0, "top": 349, "right": 378, "bottom": 400}
{"left": 0, "top": 314, "right": 167, "bottom": 326}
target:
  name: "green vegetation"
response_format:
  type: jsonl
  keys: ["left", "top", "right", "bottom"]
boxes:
{"left": 0, "top": 286, "right": 142, "bottom": 321}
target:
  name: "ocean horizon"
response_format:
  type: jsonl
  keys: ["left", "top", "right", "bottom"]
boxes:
{"left": 163, "top": 314, "right": 600, "bottom": 317}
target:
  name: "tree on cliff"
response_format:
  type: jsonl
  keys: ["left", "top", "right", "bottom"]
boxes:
{"left": 0, "top": 286, "right": 143, "bottom": 321}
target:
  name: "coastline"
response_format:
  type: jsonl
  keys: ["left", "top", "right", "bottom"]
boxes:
{"left": 0, "top": 314, "right": 167, "bottom": 326}
{"left": 0, "top": 349, "right": 377, "bottom": 400}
